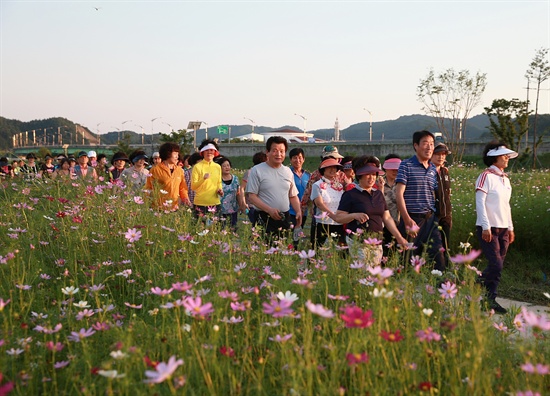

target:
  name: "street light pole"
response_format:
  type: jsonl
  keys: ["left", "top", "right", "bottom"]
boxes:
{"left": 151, "top": 117, "right": 161, "bottom": 153}
{"left": 294, "top": 113, "right": 307, "bottom": 140}
{"left": 244, "top": 117, "right": 255, "bottom": 133}
{"left": 363, "top": 108, "right": 373, "bottom": 142}
{"left": 96, "top": 123, "right": 102, "bottom": 146}
{"left": 121, "top": 120, "right": 132, "bottom": 142}
{"left": 202, "top": 122, "right": 209, "bottom": 140}
{"left": 135, "top": 124, "right": 144, "bottom": 145}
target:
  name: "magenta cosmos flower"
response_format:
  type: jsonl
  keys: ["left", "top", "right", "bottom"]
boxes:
{"left": 415, "top": 327, "right": 441, "bottom": 342}
{"left": 346, "top": 352, "right": 369, "bottom": 366}
{"left": 143, "top": 356, "right": 184, "bottom": 383}
{"left": 340, "top": 306, "right": 375, "bottom": 328}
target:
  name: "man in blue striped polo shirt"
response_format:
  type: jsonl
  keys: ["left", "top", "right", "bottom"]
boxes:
{"left": 396, "top": 130, "right": 446, "bottom": 271}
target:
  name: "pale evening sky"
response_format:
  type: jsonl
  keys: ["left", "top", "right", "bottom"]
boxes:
{"left": 1, "top": 0, "right": 549, "bottom": 136}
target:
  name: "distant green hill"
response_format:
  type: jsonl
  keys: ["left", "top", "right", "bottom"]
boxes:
{"left": 1, "top": 114, "right": 549, "bottom": 151}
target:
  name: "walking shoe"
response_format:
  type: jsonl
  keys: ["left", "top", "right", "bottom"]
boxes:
{"left": 488, "top": 299, "right": 507, "bottom": 314}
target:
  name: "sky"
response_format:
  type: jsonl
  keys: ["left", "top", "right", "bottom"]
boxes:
{"left": 1, "top": 0, "right": 549, "bottom": 136}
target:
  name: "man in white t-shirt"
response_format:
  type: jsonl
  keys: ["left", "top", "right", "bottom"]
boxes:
{"left": 246, "top": 136, "right": 302, "bottom": 240}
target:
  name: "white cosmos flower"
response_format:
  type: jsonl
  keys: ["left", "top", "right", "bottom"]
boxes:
{"left": 61, "top": 286, "right": 79, "bottom": 296}
{"left": 98, "top": 370, "right": 126, "bottom": 379}
{"left": 160, "top": 189, "right": 168, "bottom": 195}
{"left": 431, "top": 270, "right": 443, "bottom": 276}
{"left": 110, "top": 350, "right": 127, "bottom": 359}
{"left": 73, "top": 301, "right": 90, "bottom": 308}
{"left": 277, "top": 291, "right": 299, "bottom": 302}
{"left": 370, "top": 288, "right": 394, "bottom": 298}
{"left": 422, "top": 308, "right": 434, "bottom": 317}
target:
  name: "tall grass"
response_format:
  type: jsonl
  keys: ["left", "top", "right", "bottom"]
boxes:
{"left": 0, "top": 170, "right": 548, "bottom": 395}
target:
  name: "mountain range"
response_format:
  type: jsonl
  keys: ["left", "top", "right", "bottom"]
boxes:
{"left": 1, "top": 113, "right": 549, "bottom": 151}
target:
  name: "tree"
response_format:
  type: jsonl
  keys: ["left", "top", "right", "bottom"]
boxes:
{"left": 417, "top": 68, "right": 487, "bottom": 162}
{"left": 159, "top": 129, "right": 194, "bottom": 155}
{"left": 484, "top": 98, "right": 530, "bottom": 158}
{"left": 525, "top": 48, "right": 550, "bottom": 168}
{"left": 115, "top": 132, "right": 132, "bottom": 155}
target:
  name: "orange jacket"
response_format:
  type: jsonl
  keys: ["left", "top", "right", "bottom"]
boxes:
{"left": 145, "top": 162, "right": 188, "bottom": 210}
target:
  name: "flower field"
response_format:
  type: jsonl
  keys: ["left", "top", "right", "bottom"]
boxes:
{"left": 0, "top": 166, "right": 549, "bottom": 395}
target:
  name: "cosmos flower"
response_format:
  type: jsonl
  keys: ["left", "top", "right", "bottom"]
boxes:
{"left": 98, "top": 370, "right": 126, "bottom": 379}
{"left": 262, "top": 299, "right": 294, "bottom": 318}
{"left": 67, "top": 327, "right": 96, "bottom": 342}
{"left": 415, "top": 327, "right": 441, "bottom": 342}
{"left": 521, "top": 362, "right": 549, "bottom": 375}
{"left": 143, "top": 356, "right": 184, "bottom": 384}
{"left": 61, "top": 286, "right": 79, "bottom": 296}
{"left": 380, "top": 329, "right": 404, "bottom": 342}
{"left": 277, "top": 291, "right": 299, "bottom": 303}
{"left": 305, "top": 301, "right": 335, "bottom": 318}
{"left": 450, "top": 250, "right": 481, "bottom": 263}
{"left": 124, "top": 228, "right": 142, "bottom": 243}
{"left": 340, "top": 306, "right": 375, "bottom": 328}
{"left": 438, "top": 281, "right": 458, "bottom": 299}
{"left": 182, "top": 297, "right": 214, "bottom": 319}
{"left": 346, "top": 352, "right": 369, "bottom": 366}
{"left": 268, "top": 334, "right": 293, "bottom": 343}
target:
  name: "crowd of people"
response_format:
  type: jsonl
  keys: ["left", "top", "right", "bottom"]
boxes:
{"left": 1, "top": 131, "right": 518, "bottom": 312}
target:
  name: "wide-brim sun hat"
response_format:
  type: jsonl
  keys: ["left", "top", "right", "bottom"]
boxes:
{"left": 433, "top": 143, "right": 451, "bottom": 155}
{"left": 382, "top": 158, "right": 401, "bottom": 170}
{"left": 486, "top": 146, "right": 518, "bottom": 159}
{"left": 199, "top": 144, "right": 220, "bottom": 157}
{"left": 342, "top": 161, "right": 353, "bottom": 170}
{"left": 319, "top": 158, "right": 343, "bottom": 170}
{"left": 356, "top": 163, "right": 385, "bottom": 176}
{"left": 111, "top": 152, "right": 130, "bottom": 163}
{"left": 321, "top": 145, "right": 344, "bottom": 159}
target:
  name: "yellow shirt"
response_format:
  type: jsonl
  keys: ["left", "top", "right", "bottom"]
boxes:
{"left": 191, "top": 160, "right": 222, "bottom": 206}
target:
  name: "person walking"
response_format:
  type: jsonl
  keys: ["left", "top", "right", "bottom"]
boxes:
{"left": 191, "top": 139, "right": 223, "bottom": 218}
{"left": 431, "top": 143, "right": 452, "bottom": 252}
{"left": 216, "top": 156, "right": 240, "bottom": 229}
{"left": 310, "top": 158, "right": 345, "bottom": 247}
{"left": 333, "top": 156, "right": 407, "bottom": 263}
{"left": 145, "top": 142, "right": 190, "bottom": 211}
{"left": 475, "top": 141, "right": 517, "bottom": 314}
{"left": 395, "top": 130, "right": 446, "bottom": 271}
{"left": 246, "top": 136, "right": 301, "bottom": 241}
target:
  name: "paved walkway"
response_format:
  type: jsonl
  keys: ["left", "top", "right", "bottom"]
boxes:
{"left": 496, "top": 297, "right": 550, "bottom": 315}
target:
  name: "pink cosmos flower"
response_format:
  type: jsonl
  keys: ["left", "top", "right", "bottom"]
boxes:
{"left": 0, "top": 298, "right": 10, "bottom": 311}
{"left": 367, "top": 266, "right": 393, "bottom": 284}
{"left": 124, "top": 228, "right": 142, "bottom": 243}
{"left": 438, "top": 281, "right": 458, "bottom": 299}
{"left": 297, "top": 250, "right": 316, "bottom": 259}
{"left": 415, "top": 327, "right": 441, "bottom": 342}
{"left": 340, "top": 306, "right": 375, "bottom": 328}
{"left": 76, "top": 309, "right": 95, "bottom": 321}
{"left": 151, "top": 287, "right": 173, "bottom": 296}
{"left": 364, "top": 237, "right": 382, "bottom": 245}
{"left": 346, "top": 352, "right": 369, "bottom": 366}
{"left": 172, "top": 281, "right": 193, "bottom": 292}
{"left": 124, "top": 302, "right": 142, "bottom": 309}
{"left": 54, "top": 360, "right": 70, "bottom": 369}
{"left": 450, "top": 250, "right": 481, "bottom": 263}
{"left": 45, "top": 341, "right": 64, "bottom": 351}
{"left": 67, "top": 327, "right": 96, "bottom": 342}
{"left": 143, "top": 356, "right": 184, "bottom": 383}
{"left": 305, "top": 301, "right": 335, "bottom": 318}
{"left": 521, "top": 362, "right": 549, "bottom": 375}
{"left": 493, "top": 322, "right": 508, "bottom": 332}
{"left": 268, "top": 334, "right": 293, "bottom": 343}
{"left": 182, "top": 296, "right": 214, "bottom": 319}
{"left": 516, "top": 392, "right": 541, "bottom": 396}
{"left": 133, "top": 196, "right": 144, "bottom": 204}
{"left": 520, "top": 307, "right": 550, "bottom": 331}
{"left": 230, "top": 301, "right": 251, "bottom": 311}
{"left": 411, "top": 256, "right": 425, "bottom": 273}
{"left": 262, "top": 299, "right": 294, "bottom": 318}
